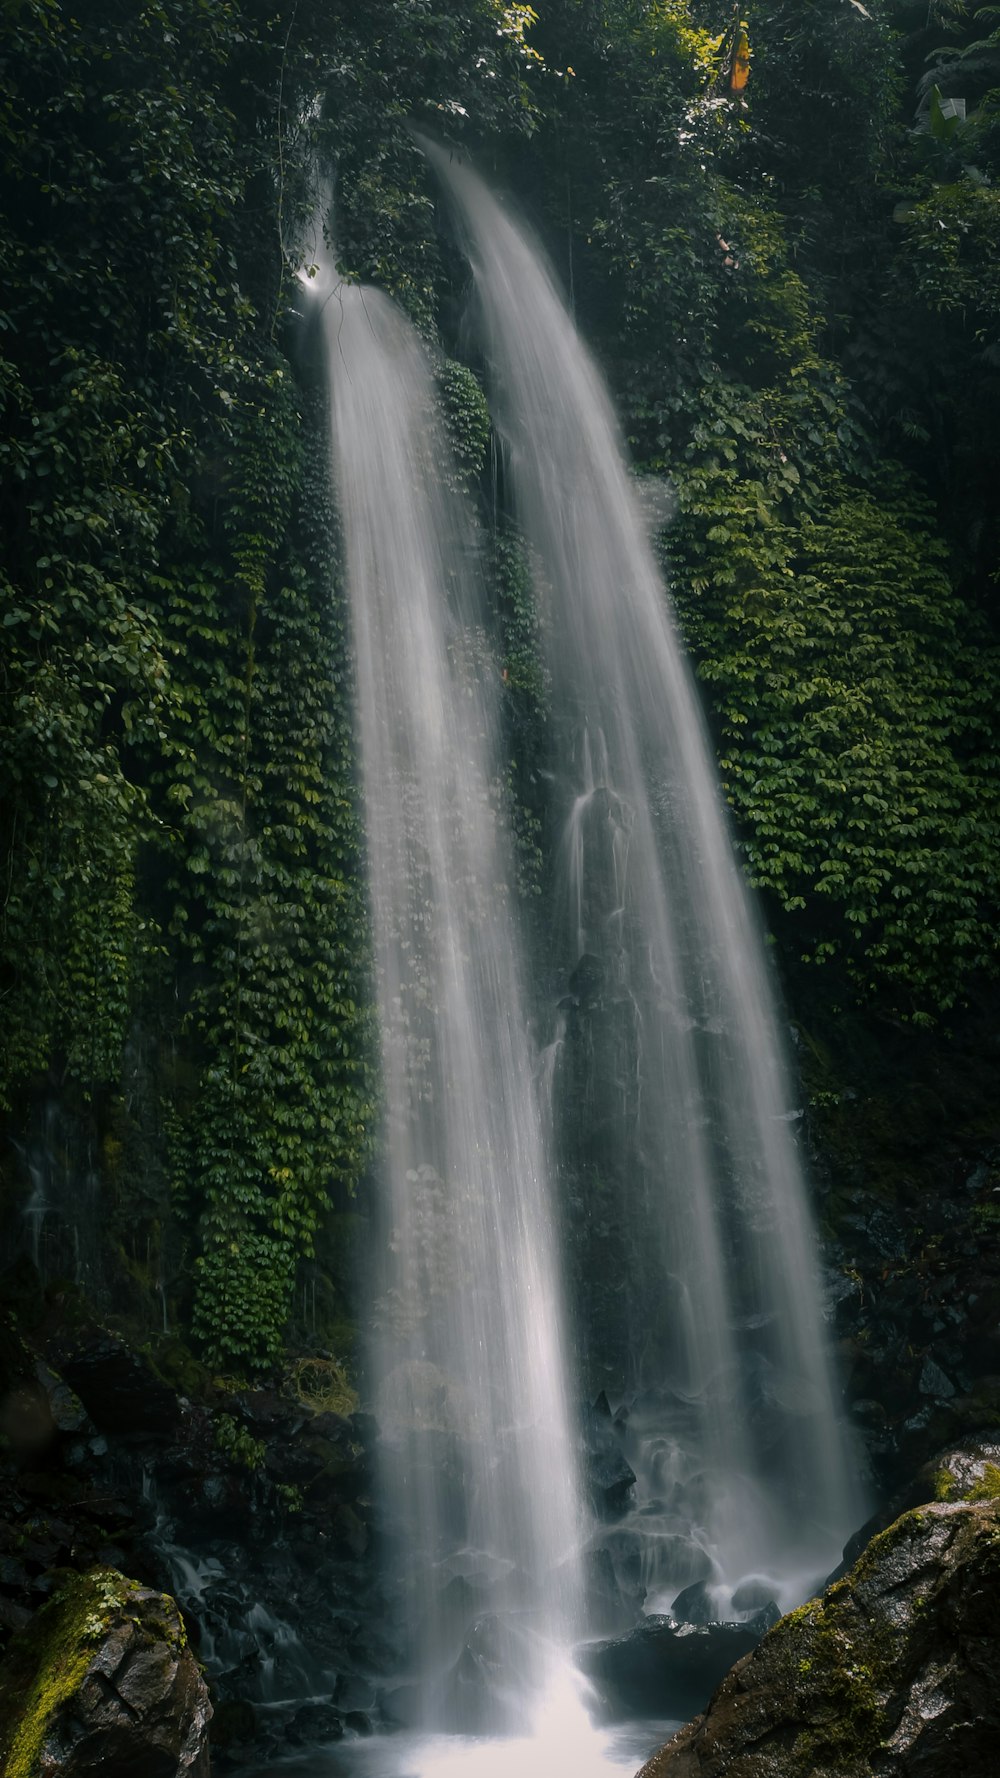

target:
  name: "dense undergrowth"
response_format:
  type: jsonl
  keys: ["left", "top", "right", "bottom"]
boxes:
{"left": 1, "top": 0, "right": 998, "bottom": 1367}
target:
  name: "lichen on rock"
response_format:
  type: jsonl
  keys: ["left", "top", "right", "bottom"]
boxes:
{"left": 0, "top": 1566, "right": 211, "bottom": 1778}
{"left": 637, "top": 1500, "right": 1000, "bottom": 1777}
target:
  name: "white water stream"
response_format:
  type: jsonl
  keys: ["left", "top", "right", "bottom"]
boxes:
{"left": 311, "top": 231, "right": 583, "bottom": 1737}
{"left": 429, "top": 144, "right": 863, "bottom": 1611}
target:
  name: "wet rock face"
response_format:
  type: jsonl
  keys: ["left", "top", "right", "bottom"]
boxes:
{"left": 0, "top": 1567, "right": 211, "bottom": 1778}
{"left": 637, "top": 1499, "right": 1000, "bottom": 1777}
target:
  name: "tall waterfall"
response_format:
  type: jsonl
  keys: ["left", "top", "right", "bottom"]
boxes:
{"left": 428, "top": 146, "right": 862, "bottom": 1611}
{"left": 311, "top": 238, "right": 582, "bottom": 1731}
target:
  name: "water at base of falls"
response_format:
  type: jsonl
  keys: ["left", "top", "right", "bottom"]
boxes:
{"left": 249, "top": 1669, "right": 680, "bottom": 1778}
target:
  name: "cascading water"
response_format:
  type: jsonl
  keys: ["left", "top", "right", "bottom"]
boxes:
{"left": 308, "top": 228, "right": 583, "bottom": 1735}
{"left": 428, "top": 145, "right": 864, "bottom": 1616}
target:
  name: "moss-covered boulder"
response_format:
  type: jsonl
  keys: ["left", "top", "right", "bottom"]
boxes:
{"left": 0, "top": 1567, "right": 211, "bottom": 1777}
{"left": 637, "top": 1500, "right": 1000, "bottom": 1777}
{"left": 838, "top": 1435, "right": 1000, "bottom": 1573}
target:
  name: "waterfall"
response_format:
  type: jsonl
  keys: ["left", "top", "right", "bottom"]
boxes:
{"left": 427, "top": 145, "right": 863, "bottom": 1613}
{"left": 309, "top": 233, "right": 583, "bottom": 1732}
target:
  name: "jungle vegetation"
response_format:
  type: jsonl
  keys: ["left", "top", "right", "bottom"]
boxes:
{"left": 1, "top": 0, "right": 997, "bottom": 1367}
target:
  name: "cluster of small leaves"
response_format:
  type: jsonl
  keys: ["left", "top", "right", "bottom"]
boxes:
{"left": 213, "top": 1411, "right": 267, "bottom": 1470}
{"left": 436, "top": 357, "right": 492, "bottom": 488}
{"left": 669, "top": 453, "right": 1000, "bottom": 1005}
{"left": 159, "top": 387, "right": 375, "bottom": 1370}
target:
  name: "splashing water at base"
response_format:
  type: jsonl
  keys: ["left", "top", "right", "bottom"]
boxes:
{"left": 251, "top": 1657, "right": 678, "bottom": 1778}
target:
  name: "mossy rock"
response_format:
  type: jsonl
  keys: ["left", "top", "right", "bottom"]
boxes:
{"left": 638, "top": 1500, "right": 1000, "bottom": 1777}
{"left": 842, "top": 1434, "right": 1000, "bottom": 1565}
{"left": 0, "top": 1567, "right": 211, "bottom": 1777}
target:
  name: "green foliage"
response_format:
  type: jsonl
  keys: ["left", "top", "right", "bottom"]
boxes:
{"left": 669, "top": 462, "right": 1000, "bottom": 1004}
{"left": 214, "top": 1411, "right": 267, "bottom": 1471}
{"left": 160, "top": 396, "right": 374, "bottom": 1370}
{"left": 515, "top": 0, "right": 1000, "bottom": 1013}
{"left": 0, "top": 0, "right": 374, "bottom": 1367}
{"left": 437, "top": 357, "right": 492, "bottom": 487}
{"left": 3, "top": 0, "right": 1000, "bottom": 1370}
{"left": 306, "top": 0, "right": 546, "bottom": 326}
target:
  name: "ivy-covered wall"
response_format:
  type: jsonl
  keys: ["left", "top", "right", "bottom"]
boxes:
{"left": 2, "top": 0, "right": 998, "bottom": 1370}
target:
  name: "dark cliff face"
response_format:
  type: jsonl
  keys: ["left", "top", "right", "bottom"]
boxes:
{"left": 637, "top": 1496, "right": 1000, "bottom": 1778}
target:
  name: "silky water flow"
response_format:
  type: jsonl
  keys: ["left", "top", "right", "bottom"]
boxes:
{"left": 308, "top": 231, "right": 589, "bottom": 1757}
{"left": 426, "top": 144, "right": 864, "bottom": 1622}
{"left": 294, "top": 163, "right": 864, "bottom": 1776}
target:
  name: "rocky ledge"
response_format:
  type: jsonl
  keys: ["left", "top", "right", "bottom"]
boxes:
{"left": 637, "top": 1496, "right": 1000, "bottom": 1777}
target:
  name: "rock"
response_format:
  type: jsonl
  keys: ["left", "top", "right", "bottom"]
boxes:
{"left": 35, "top": 1361, "right": 91, "bottom": 1435}
{"left": 637, "top": 1499, "right": 1000, "bottom": 1777}
{"left": 598, "top": 1527, "right": 646, "bottom": 1612}
{"left": 0, "top": 1595, "right": 32, "bottom": 1635}
{"left": 284, "top": 1700, "right": 343, "bottom": 1744}
{"left": 838, "top": 1433, "right": 1000, "bottom": 1572}
{"left": 343, "top": 1709, "right": 373, "bottom": 1735}
{"left": 919, "top": 1357, "right": 957, "bottom": 1400}
{"left": 569, "top": 953, "right": 605, "bottom": 1003}
{"left": 0, "top": 1320, "right": 58, "bottom": 1464}
{"left": 581, "top": 1396, "right": 636, "bottom": 1517}
{"left": 579, "top": 1544, "right": 636, "bottom": 1632}
{"left": 49, "top": 1329, "right": 180, "bottom": 1439}
{"left": 670, "top": 1580, "right": 715, "bottom": 1625}
{"left": 223, "top": 1387, "right": 304, "bottom": 1435}
{"left": 587, "top": 1444, "right": 637, "bottom": 1514}
{"left": 209, "top": 1697, "right": 256, "bottom": 1748}
{"left": 0, "top": 1566, "right": 211, "bottom": 1776}
{"left": 335, "top": 1671, "right": 376, "bottom": 1713}
{"left": 730, "top": 1579, "right": 778, "bottom": 1615}
{"left": 577, "top": 1613, "right": 762, "bottom": 1720}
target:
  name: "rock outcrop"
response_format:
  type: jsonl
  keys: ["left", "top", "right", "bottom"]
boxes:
{"left": 637, "top": 1499, "right": 1000, "bottom": 1777}
{"left": 0, "top": 1567, "right": 211, "bottom": 1777}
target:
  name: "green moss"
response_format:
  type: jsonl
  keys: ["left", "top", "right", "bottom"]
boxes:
{"left": 967, "top": 1462, "right": 1000, "bottom": 1502}
{"left": 0, "top": 1568, "right": 137, "bottom": 1778}
{"left": 146, "top": 1333, "right": 213, "bottom": 1401}
{"left": 771, "top": 1516, "right": 931, "bottom": 1773}
{"left": 792, "top": 1619, "right": 888, "bottom": 1770}
{"left": 933, "top": 1467, "right": 956, "bottom": 1500}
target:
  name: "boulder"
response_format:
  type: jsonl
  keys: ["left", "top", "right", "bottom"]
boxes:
{"left": 637, "top": 1499, "right": 1000, "bottom": 1777}
{"left": 581, "top": 1395, "right": 636, "bottom": 1517}
{"left": 0, "top": 1567, "right": 211, "bottom": 1777}
{"left": 577, "top": 1613, "right": 762, "bottom": 1719}
{"left": 670, "top": 1580, "right": 715, "bottom": 1625}
{"left": 284, "top": 1700, "right": 343, "bottom": 1744}
{"left": 838, "top": 1433, "right": 1000, "bottom": 1572}
{"left": 48, "top": 1329, "right": 180, "bottom": 1439}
